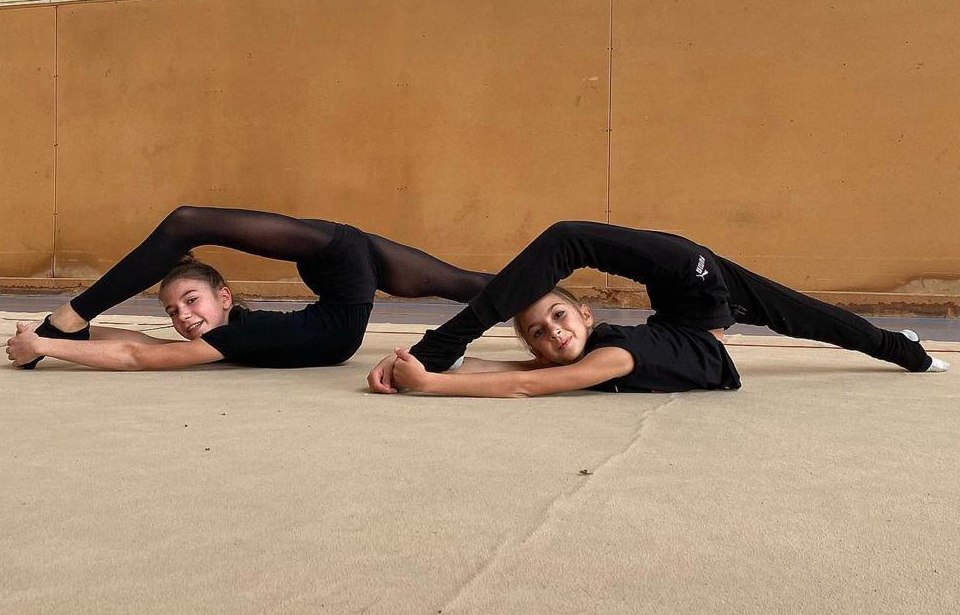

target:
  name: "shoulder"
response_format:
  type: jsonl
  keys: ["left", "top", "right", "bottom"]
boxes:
{"left": 583, "top": 323, "right": 642, "bottom": 380}
{"left": 199, "top": 306, "right": 265, "bottom": 345}
{"left": 581, "top": 345, "right": 635, "bottom": 376}
{"left": 589, "top": 322, "right": 638, "bottom": 339}
{"left": 586, "top": 322, "right": 644, "bottom": 351}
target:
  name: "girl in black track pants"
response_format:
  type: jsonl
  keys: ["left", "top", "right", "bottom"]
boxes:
{"left": 369, "top": 221, "right": 948, "bottom": 397}
{"left": 6, "top": 206, "right": 491, "bottom": 371}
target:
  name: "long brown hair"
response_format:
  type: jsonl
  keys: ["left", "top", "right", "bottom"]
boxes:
{"left": 158, "top": 252, "right": 247, "bottom": 309}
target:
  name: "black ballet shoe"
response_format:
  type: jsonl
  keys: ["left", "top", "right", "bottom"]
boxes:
{"left": 20, "top": 315, "right": 91, "bottom": 370}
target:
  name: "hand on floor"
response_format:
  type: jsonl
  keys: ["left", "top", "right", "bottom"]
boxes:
{"left": 6, "top": 322, "right": 42, "bottom": 367}
{"left": 368, "top": 353, "right": 399, "bottom": 394}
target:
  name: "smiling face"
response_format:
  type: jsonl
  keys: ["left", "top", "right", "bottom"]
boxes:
{"left": 159, "top": 277, "right": 233, "bottom": 340}
{"left": 516, "top": 292, "right": 595, "bottom": 365}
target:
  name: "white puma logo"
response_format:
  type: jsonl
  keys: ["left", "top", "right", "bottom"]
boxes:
{"left": 695, "top": 255, "right": 708, "bottom": 280}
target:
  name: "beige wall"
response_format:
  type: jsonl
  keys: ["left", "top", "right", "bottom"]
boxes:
{"left": 609, "top": 0, "right": 960, "bottom": 305}
{"left": 1, "top": 0, "right": 959, "bottom": 314}
{"left": 0, "top": 6, "right": 54, "bottom": 277}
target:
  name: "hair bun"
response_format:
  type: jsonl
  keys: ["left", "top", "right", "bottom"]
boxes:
{"left": 177, "top": 251, "right": 197, "bottom": 266}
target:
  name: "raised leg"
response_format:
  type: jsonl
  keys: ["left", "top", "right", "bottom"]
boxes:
{"left": 363, "top": 232, "right": 492, "bottom": 302}
{"left": 716, "top": 257, "right": 933, "bottom": 372}
{"left": 70, "top": 206, "right": 338, "bottom": 321}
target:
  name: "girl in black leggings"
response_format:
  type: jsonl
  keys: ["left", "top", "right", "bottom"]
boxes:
{"left": 370, "top": 221, "right": 948, "bottom": 397}
{"left": 6, "top": 206, "right": 490, "bottom": 370}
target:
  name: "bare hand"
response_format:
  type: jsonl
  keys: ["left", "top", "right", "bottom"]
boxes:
{"left": 392, "top": 347, "right": 430, "bottom": 392}
{"left": 367, "top": 353, "right": 399, "bottom": 394}
{"left": 6, "top": 322, "right": 42, "bottom": 367}
{"left": 18, "top": 321, "right": 41, "bottom": 335}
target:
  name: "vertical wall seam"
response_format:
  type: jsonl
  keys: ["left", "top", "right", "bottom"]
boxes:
{"left": 605, "top": 0, "right": 613, "bottom": 225}
{"left": 604, "top": 0, "right": 614, "bottom": 289}
{"left": 51, "top": 4, "right": 58, "bottom": 277}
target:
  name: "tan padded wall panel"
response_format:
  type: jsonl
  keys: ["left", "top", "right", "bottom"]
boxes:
{"left": 53, "top": 0, "right": 608, "bottom": 290}
{"left": 610, "top": 0, "right": 960, "bottom": 294}
{"left": 0, "top": 6, "right": 55, "bottom": 277}
{"left": 3, "top": 0, "right": 959, "bottom": 305}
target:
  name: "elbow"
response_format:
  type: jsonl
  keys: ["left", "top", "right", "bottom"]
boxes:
{"left": 511, "top": 373, "right": 541, "bottom": 398}
{"left": 124, "top": 343, "right": 149, "bottom": 371}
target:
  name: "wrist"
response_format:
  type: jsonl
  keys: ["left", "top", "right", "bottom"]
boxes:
{"left": 33, "top": 337, "right": 54, "bottom": 356}
{"left": 420, "top": 371, "right": 441, "bottom": 393}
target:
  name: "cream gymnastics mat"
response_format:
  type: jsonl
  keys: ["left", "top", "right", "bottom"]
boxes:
{"left": 2, "top": 310, "right": 958, "bottom": 614}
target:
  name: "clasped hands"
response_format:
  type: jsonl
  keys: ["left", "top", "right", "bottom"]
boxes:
{"left": 5, "top": 322, "right": 42, "bottom": 367}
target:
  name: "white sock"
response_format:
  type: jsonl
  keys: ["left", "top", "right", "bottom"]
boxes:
{"left": 899, "top": 330, "right": 949, "bottom": 372}
{"left": 900, "top": 329, "right": 920, "bottom": 342}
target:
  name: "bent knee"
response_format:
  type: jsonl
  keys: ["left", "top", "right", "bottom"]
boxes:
{"left": 544, "top": 220, "right": 579, "bottom": 234}
{"left": 164, "top": 205, "right": 207, "bottom": 226}
{"left": 541, "top": 220, "right": 588, "bottom": 241}
{"left": 155, "top": 205, "right": 210, "bottom": 239}
{"left": 165, "top": 204, "right": 197, "bottom": 221}
{"left": 169, "top": 204, "right": 209, "bottom": 217}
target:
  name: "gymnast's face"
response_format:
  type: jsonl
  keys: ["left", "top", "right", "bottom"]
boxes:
{"left": 517, "top": 292, "right": 594, "bottom": 365}
{"left": 159, "top": 278, "right": 233, "bottom": 340}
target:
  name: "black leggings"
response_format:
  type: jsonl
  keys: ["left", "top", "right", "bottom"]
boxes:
{"left": 70, "top": 206, "right": 491, "bottom": 320}
{"left": 410, "top": 221, "right": 932, "bottom": 373}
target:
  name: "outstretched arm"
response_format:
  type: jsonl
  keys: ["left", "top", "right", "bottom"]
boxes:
{"left": 451, "top": 357, "right": 546, "bottom": 374}
{"left": 366, "top": 353, "right": 545, "bottom": 394}
{"left": 90, "top": 325, "right": 179, "bottom": 345}
{"left": 392, "top": 346, "right": 634, "bottom": 398}
{"left": 7, "top": 325, "right": 222, "bottom": 370}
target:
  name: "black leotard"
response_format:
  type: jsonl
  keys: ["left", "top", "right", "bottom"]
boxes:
{"left": 584, "top": 322, "right": 740, "bottom": 393}
{"left": 201, "top": 224, "right": 376, "bottom": 367}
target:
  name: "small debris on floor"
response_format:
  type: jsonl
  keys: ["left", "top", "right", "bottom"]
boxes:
{"left": 579, "top": 469, "right": 593, "bottom": 476}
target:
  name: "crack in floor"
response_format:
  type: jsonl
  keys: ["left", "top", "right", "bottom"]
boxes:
{"left": 438, "top": 394, "right": 679, "bottom": 612}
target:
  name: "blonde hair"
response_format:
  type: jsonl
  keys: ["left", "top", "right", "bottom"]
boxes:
{"left": 512, "top": 286, "right": 584, "bottom": 354}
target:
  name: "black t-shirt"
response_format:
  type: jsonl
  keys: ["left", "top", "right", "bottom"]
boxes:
{"left": 583, "top": 322, "right": 741, "bottom": 393}
{"left": 201, "top": 302, "right": 372, "bottom": 368}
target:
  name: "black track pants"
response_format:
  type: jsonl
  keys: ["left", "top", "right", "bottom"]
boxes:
{"left": 717, "top": 258, "right": 931, "bottom": 371}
